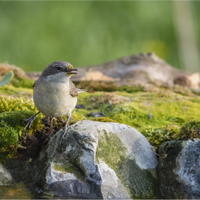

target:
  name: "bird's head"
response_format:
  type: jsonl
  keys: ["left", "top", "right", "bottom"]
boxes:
{"left": 40, "top": 61, "right": 78, "bottom": 82}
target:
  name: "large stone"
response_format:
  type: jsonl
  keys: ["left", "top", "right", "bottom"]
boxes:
{"left": 27, "top": 53, "right": 195, "bottom": 88}
{"left": 36, "top": 120, "right": 161, "bottom": 199}
{"left": 159, "top": 139, "right": 200, "bottom": 199}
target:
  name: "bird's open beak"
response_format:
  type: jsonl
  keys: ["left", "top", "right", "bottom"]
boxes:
{"left": 67, "top": 68, "right": 78, "bottom": 75}
{"left": 66, "top": 65, "right": 78, "bottom": 75}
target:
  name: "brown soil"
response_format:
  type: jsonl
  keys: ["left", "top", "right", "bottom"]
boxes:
{"left": 17, "top": 116, "right": 66, "bottom": 160}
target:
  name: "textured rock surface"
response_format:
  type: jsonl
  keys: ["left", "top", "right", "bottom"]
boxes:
{"left": 159, "top": 140, "right": 200, "bottom": 199}
{"left": 70, "top": 53, "right": 186, "bottom": 85}
{"left": 0, "top": 164, "right": 13, "bottom": 185}
{"left": 27, "top": 53, "right": 197, "bottom": 88}
{"left": 36, "top": 120, "right": 161, "bottom": 199}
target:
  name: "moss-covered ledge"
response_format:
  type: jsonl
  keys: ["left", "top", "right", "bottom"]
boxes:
{"left": 1, "top": 71, "right": 200, "bottom": 162}
{"left": 0, "top": 96, "right": 43, "bottom": 163}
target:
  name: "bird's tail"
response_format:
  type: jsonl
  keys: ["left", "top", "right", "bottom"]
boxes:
{"left": 76, "top": 88, "right": 87, "bottom": 93}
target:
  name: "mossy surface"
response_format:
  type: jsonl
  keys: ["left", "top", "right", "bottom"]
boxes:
{"left": 1, "top": 74, "right": 199, "bottom": 198}
{"left": 92, "top": 117, "right": 118, "bottom": 123}
{"left": 96, "top": 131, "right": 126, "bottom": 171}
{"left": 53, "top": 162, "right": 85, "bottom": 181}
{"left": 0, "top": 96, "right": 43, "bottom": 135}
{"left": 146, "top": 124, "right": 180, "bottom": 150}
{"left": 76, "top": 81, "right": 144, "bottom": 93}
{"left": 0, "top": 110, "right": 42, "bottom": 135}
{"left": 10, "top": 76, "right": 34, "bottom": 89}
{"left": 0, "top": 110, "right": 43, "bottom": 163}
{"left": 0, "top": 120, "right": 18, "bottom": 149}
{"left": 96, "top": 130, "right": 161, "bottom": 198}
{"left": 1, "top": 75, "right": 200, "bottom": 161}
{"left": 76, "top": 90, "right": 200, "bottom": 149}
{"left": 178, "top": 120, "right": 200, "bottom": 140}
{"left": 0, "top": 95, "right": 43, "bottom": 162}
{"left": 118, "top": 159, "right": 161, "bottom": 199}
{"left": 0, "top": 96, "right": 34, "bottom": 112}
{"left": 0, "top": 85, "right": 32, "bottom": 97}
{"left": 0, "top": 183, "right": 32, "bottom": 199}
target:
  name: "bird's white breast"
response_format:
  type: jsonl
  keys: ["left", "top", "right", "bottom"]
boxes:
{"left": 33, "top": 78, "right": 77, "bottom": 117}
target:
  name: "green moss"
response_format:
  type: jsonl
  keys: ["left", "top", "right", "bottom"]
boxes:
{"left": 0, "top": 148, "right": 16, "bottom": 164}
{"left": 173, "top": 85, "right": 196, "bottom": 97}
{"left": 0, "top": 85, "right": 32, "bottom": 97}
{"left": 75, "top": 90, "right": 200, "bottom": 149}
{"left": 117, "top": 159, "right": 161, "bottom": 199}
{"left": 53, "top": 162, "right": 85, "bottom": 180}
{"left": 10, "top": 77, "right": 34, "bottom": 89}
{"left": 0, "top": 110, "right": 42, "bottom": 133}
{"left": 0, "top": 96, "right": 43, "bottom": 162}
{"left": 92, "top": 117, "right": 118, "bottom": 123}
{"left": 146, "top": 124, "right": 180, "bottom": 150}
{"left": 0, "top": 118, "right": 18, "bottom": 163}
{"left": 76, "top": 81, "right": 144, "bottom": 93}
{"left": 0, "top": 96, "right": 43, "bottom": 133}
{"left": 0, "top": 120, "right": 18, "bottom": 149}
{"left": 71, "top": 109, "right": 90, "bottom": 121}
{"left": 0, "top": 96, "right": 37, "bottom": 114}
{"left": 111, "top": 103, "right": 148, "bottom": 127}
{"left": 0, "top": 183, "right": 32, "bottom": 199}
{"left": 1, "top": 81, "right": 199, "bottom": 160}
{"left": 178, "top": 120, "right": 200, "bottom": 140}
{"left": 0, "top": 110, "right": 43, "bottom": 163}
{"left": 96, "top": 131, "right": 126, "bottom": 171}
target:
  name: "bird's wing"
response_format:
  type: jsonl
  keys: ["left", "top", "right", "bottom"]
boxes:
{"left": 69, "top": 80, "right": 78, "bottom": 97}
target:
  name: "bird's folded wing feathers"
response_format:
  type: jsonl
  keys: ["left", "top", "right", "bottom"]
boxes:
{"left": 69, "top": 80, "right": 78, "bottom": 97}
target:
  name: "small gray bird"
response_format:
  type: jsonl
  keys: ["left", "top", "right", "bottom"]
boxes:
{"left": 24, "top": 61, "right": 79, "bottom": 140}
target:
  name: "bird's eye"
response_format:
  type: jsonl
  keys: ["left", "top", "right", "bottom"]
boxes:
{"left": 56, "top": 66, "right": 61, "bottom": 71}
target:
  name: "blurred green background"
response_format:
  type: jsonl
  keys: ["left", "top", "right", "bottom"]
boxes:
{"left": 0, "top": 1, "right": 199, "bottom": 72}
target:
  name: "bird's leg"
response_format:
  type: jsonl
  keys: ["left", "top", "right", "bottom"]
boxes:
{"left": 64, "top": 114, "right": 71, "bottom": 133}
{"left": 23, "top": 112, "right": 40, "bottom": 130}
{"left": 60, "top": 114, "right": 71, "bottom": 144}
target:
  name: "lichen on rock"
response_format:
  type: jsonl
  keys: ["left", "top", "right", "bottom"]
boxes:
{"left": 35, "top": 120, "right": 161, "bottom": 199}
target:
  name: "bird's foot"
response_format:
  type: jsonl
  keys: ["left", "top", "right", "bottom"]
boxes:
{"left": 23, "top": 112, "right": 40, "bottom": 131}
{"left": 23, "top": 115, "right": 37, "bottom": 130}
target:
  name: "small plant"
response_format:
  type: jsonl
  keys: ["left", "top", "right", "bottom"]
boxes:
{"left": 178, "top": 120, "right": 200, "bottom": 140}
{"left": 146, "top": 124, "right": 180, "bottom": 150}
{"left": 0, "top": 71, "right": 14, "bottom": 86}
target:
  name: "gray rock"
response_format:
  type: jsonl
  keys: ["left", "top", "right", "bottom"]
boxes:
{"left": 0, "top": 164, "right": 13, "bottom": 186}
{"left": 159, "top": 139, "right": 200, "bottom": 199}
{"left": 36, "top": 120, "right": 161, "bottom": 199}
{"left": 2, "top": 159, "right": 38, "bottom": 198}
{"left": 27, "top": 53, "right": 191, "bottom": 88}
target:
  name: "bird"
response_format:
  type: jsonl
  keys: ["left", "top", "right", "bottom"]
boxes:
{"left": 24, "top": 61, "right": 79, "bottom": 141}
